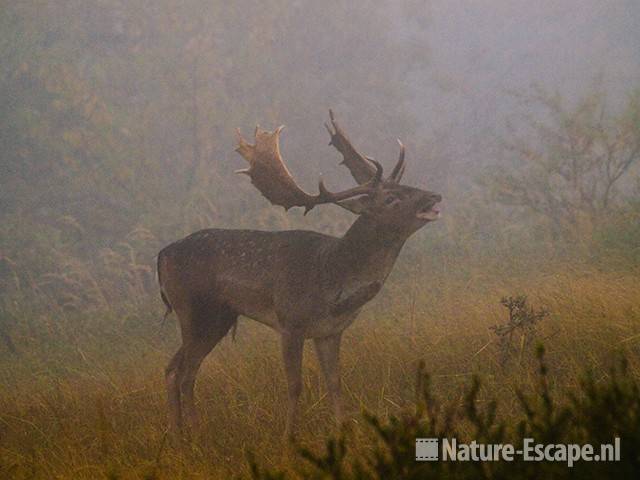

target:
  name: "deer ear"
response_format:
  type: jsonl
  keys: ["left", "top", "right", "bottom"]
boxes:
{"left": 337, "top": 195, "right": 372, "bottom": 215}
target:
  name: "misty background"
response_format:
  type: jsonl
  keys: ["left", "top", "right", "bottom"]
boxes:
{"left": 3, "top": 3, "right": 640, "bottom": 477}
{"left": 1, "top": 0, "right": 639, "bottom": 328}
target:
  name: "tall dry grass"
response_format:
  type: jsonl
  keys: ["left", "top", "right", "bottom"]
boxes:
{"left": 1, "top": 257, "right": 639, "bottom": 479}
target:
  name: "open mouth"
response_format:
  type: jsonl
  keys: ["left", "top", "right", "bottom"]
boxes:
{"left": 416, "top": 203, "right": 441, "bottom": 221}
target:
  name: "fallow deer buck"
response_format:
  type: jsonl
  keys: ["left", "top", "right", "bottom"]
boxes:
{"left": 158, "top": 110, "right": 442, "bottom": 438}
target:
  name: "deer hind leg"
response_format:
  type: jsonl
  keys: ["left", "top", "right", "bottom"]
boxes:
{"left": 314, "top": 333, "right": 344, "bottom": 427}
{"left": 281, "top": 332, "right": 304, "bottom": 441}
{"left": 165, "top": 302, "right": 236, "bottom": 433}
{"left": 165, "top": 346, "right": 185, "bottom": 432}
{"left": 180, "top": 306, "right": 236, "bottom": 430}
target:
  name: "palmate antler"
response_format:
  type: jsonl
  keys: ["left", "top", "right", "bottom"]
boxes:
{"left": 235, "top": 123, "right": 383, "bottom": 214}
{"left": 324, "top": 109, "right": 406, "bottom": 185}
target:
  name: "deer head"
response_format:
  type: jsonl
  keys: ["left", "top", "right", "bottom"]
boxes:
{"left": 235, "top": 110, "right": 441, "bottom": 235}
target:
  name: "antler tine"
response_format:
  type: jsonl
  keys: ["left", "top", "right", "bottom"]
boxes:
{"left": 388, "top": 139, "right": 406, "bottom": 183}
{"left": 325, "top": 109, "right": 378, "bottom": 185}
{"left": 317, "top": 158, "right": 383, "bottom": 203}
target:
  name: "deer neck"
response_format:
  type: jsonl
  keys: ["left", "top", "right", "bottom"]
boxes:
{"left": 325, "top": 215, "right": 408, "bottom": 286}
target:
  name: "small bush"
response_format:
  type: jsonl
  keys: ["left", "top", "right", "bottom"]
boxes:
{"left": 490, "top": 295, "right": 549, "bottom": 366}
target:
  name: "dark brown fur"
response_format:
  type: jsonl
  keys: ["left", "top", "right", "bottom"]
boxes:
{"left": 159, "top": 112, "right": 441, "bottom": 437}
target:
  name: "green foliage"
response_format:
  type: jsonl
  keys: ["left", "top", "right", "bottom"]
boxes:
{"left": 251, "top": 348, "right": 640, "bottom": 479}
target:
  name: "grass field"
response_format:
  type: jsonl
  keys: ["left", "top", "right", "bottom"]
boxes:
{"left": 1, "top": 255, "right": 639, "bottom": 479}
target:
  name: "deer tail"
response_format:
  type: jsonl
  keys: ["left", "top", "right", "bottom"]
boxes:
{"left": 157, "top": 253, "right": 173, "bottom": 325}
{"left": 160, "top": 290, "right": 173, "bottom": 323}
{"left": 230, "top": 319, "right": 238, "bottom": 342}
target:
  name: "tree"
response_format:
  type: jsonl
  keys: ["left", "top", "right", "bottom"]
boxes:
{"left": 483, "top": 88, "right": 640, "bottom": 237}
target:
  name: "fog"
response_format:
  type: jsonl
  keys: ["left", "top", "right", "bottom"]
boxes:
{"left": 415, "top": 0, "right": 640, "bottom": 167}
{"left": 3, "top": 1, "right": 638, "bottom": 229}
{"left": 1, "top": 2, "right": 640, "bottom": 476}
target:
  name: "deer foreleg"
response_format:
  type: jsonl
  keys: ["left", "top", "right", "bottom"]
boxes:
{"left": 314, "top": 333, "right": 343, "bottom": 426}
{"left": 281, "top": 333, "right": 304, "bottom": 441}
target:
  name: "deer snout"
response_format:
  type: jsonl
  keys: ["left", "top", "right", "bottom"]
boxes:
{"left": 415, "top": 193, "right": 442, "bottom": 221}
